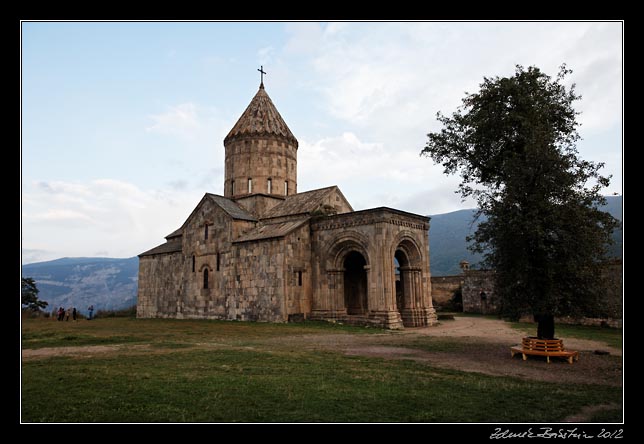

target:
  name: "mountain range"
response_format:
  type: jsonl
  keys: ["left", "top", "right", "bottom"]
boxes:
{"left": 22, "top": 257, "right": 139, "bottom": 314}
{"left": 22, "top": 196, "right": 622, "bottom": 313}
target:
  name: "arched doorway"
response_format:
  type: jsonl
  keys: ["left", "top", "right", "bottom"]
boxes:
{"left": 393, "top": 237, "right": 426, "bottom": 327}
{"left": 344, "top": 251, "right": 368, "bottom": 315}
{"left": 394, "top": 249, "right": 410, "bottom": 314}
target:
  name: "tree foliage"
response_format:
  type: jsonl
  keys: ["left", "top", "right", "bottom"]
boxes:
{"left": 421, "top": 65, "right": 618, "bottom": 336}
{"left": 21, "top": 277, "right": 48, "bottom": 311}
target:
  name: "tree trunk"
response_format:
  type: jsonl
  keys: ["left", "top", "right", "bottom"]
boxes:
{"left": 535, "top": 313, "right": 555, "bottom": 339}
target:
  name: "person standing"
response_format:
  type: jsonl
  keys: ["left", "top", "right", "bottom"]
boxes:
{"left": 87, "top": 305, "right": 94, "bottom": 320}
{"left": 479, "top": 289, "right": 488, "bottom": 314}
{"left": 65, "top": 307, "right": 71, "bottom": 321}
{"left": 72, "top": 307, "right": 77, "bottom": 321}
{"left": 58, "top": 307, "right": 65, "bottom": 321}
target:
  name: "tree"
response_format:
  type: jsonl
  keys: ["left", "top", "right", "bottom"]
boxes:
{"left": 421, "top": 65, "right": 618, "bottom": 339}
{"left": 21, "top": 277, "right": 48, "bottom": 312}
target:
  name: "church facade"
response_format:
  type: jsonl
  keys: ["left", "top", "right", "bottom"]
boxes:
{"left": 137, "top": 81, "right": 437, "bottom": 329}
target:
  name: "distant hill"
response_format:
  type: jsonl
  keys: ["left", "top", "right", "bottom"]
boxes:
{"left": 21, "top": 197, "right": 621, "bottom": 310}
{"left": 22, "top": 257, "right": 138, "bottom": 314}
{"left": 428, "top": 209, "right": 485, "bottom": 276}
{"left": 428, "top": 195, "right": 622, "bottom": 276}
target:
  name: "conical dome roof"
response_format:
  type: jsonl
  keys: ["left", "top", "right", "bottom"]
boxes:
{"left": 224, "top": 84, "right": 298, "bottom": 147}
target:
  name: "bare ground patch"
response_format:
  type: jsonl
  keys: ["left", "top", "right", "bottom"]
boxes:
{"left": 21, "top": 344, "right": 152, "bottom": 361}
{"left": 563, "top": 403, "right": 623, "bottom": 422}
{"left": 264, "top": 317, "right": 622, "bottom": 387}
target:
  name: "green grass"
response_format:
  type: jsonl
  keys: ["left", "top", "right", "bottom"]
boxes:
{"left": 21, "top": 317, "right": 622, "bottom": 423}
{"left": 21, "top": 317, "right": 383, "bottom": 349}
{"left": 509, "top": 322, "right": 623, "bottom": 350}
{"left": 22, "top": 348, "right": 621, "bottom": 423}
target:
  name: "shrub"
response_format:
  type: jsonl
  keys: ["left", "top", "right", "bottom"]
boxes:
{"left": 94, "top": 306, "right": 137, "bottom": 318}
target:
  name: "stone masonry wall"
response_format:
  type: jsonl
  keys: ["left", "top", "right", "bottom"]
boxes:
{"left": 461, "top": 270, "right": 497, "bottom": 314}
{"left": 225, "top": 137, "right": 297, "bottom": 198}
{"left": 181, "top": 197, "right": 239, "bottom": 319}
{"left": 461, "top": 260, "right": 623, "bottom": 324}
{"left": 283, "top": 223, "right": 313, "bottom": 318}
{"left": 234, "top": 194, "right": 284, "bottom": 219}
{"left": 430, "top": 275, "right": 463, "bottom": 310}
{"left": 310, "top": 208, "right": 436, "bottom": 328}
{"left": 227, "top": 238, "right": 286, "bottom": 322}
{"left": 137, "top": 252, "right": 183, "bottom": 318}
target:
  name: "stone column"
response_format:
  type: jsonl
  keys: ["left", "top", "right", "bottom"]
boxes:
{"left": 400, "top": 266, "right": 415, "bottom": 309}
{"left": 398, "top": 267, "right": 437, "bottom": 327}
{"left": 413, "top": 269, "right": 422, "bottom": 308}
{"left": 365, "top": 247, "right": 403, "bottom": 329}
{"left": 310, "top": 269, "right": 347, "bottom": 321}
{"left": 363, "top": 265, "right": 371, "bottom": 312}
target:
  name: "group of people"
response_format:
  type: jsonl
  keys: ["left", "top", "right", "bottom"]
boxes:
{"left": 52, "top": 305, "right": 95, "bottom": 321}
{"left": 54, "top": 306, "right": 76, "bottom": 321}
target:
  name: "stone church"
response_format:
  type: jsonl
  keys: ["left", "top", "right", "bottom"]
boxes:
{"left": 137, "top": 79, "right": 437, "bottom": 329}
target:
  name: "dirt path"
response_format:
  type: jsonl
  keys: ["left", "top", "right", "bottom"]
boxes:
{"left": 21, "top": 344, "right": 151, "bottom": 361}
{"left": 406, "top": 317, "right": 621, "bottom": 356}
{"left": 562, "top": 403, "right": 622, "bottom": 422}
{"left": 265, "top": 317, "right": 622, "bottom": 387}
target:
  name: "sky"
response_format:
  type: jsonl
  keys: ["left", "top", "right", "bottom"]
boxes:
{"left": 21, "top": 21, "right": 623, "bottom": 264}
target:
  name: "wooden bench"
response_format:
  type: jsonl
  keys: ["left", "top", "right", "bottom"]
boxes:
{"left": 510, "top": 337, "right": 579, "bottom": 364}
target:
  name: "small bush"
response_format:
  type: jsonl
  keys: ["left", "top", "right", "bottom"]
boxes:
{"left": 22, "top": 308, "right": 49, "bottom": 319}
{"left": 442, "top": 288, "right": 463, "bottom": 312}
{"left": 94, "top": 306, "right": 137, "bottom": 319}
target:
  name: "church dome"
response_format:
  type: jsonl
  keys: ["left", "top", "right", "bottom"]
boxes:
{"left": 224, "top": 84, "right": 298, "bottom": 147}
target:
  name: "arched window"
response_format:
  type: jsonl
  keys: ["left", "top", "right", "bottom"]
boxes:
{"left": 284, "top": 181, "right": 289, "bottom": 196}
{"left": 203, "top": 268, "right": 209, "bottom": 289}
{"left": 192, "top": 255, "right": 195, "bottom": 272}
{"left": 267, "top": 178, "right": 272, "bottom": 194}
{"left": 231, "top": 180, "right": 235, "bottom": 195}
{"left": 248, "top": 178, "right": 252, "bottom": 193}
{"left": 204, "top": 224, "right": 208, "bottom": 240}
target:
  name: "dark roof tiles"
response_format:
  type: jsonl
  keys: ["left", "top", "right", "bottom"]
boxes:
{"left": 233, "top": 219, "right": 308, "bottom": 243}
{"left": 224, "top": 86, "right": 297, "bottom": 146}
{"left": 139, "top": 239, "right": 183, "bottom": 257}
{"left": 206, "top": 194, "right": 257, "bottom": 221}
{"left": 262, "top": 186, "right": 338, "bottom": 219}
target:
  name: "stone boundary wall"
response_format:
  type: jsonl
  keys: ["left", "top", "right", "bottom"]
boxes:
{"left": 430, "top": 275, "right": 463, "bottom": 310}
{"left": 459, "top": 259, "right": 623, "bottom": 323}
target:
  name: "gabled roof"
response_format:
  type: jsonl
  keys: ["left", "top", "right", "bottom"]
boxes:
{"left": 139, "top": 239, "right": 182, "bottom": 257}
{"left": 233, "top": 219, "right": 309, "bottom": 244}
{"left": 162, "top": 193, "right": 256, "bottom": 241}
{"left": 224, "top": 85, "right": 298, "bottom": 146}
{"left": 261, "top": 186, "right": 351, "bottom": 220}
{"left": 205, "top": 193, "right": 257, "bottom": 221}
{"left": 165, "top": 227, "right": 183, "bottom": 239}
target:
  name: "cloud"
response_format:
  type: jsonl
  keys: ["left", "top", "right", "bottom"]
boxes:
{"left": 22, "top": 179, "right": 203, "bottom": 260}
{"left": 298, "top": 131, "right": 463, "bottom": 214}
{"left": 35, "top": 209, "right": 94, "bottom": 223}
{"left": 146, "top": 103, "right": 201, "bottom": 136}
{"left": 21, "top": 248, "right": 56, "bottom": 265}
{"left": 257, "top": 46, "right": 274, "bottom": 65}
{"left": 167, "top": 179, "right": 188, "bottom": 190}
{"left": 284, "top": 22, "right": 621, "bottom": 210}
{"left": 284, "top": 23, "right": 324, "bottom": 55}
{"left": 294, "top": 22, "right": 621, "bottom": 141}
